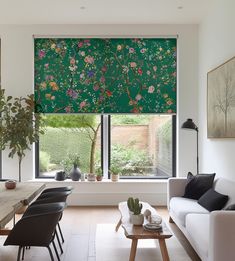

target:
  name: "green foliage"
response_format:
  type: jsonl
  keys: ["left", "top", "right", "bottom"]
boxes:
{"left": 40, "top": 151, "right": 50, "bottom": 172}
{"left": 127, "top": 197, "right": 143, "bottom": 215}
{"left": 40, "top": 127, "right": 92, "bottom": 173}
{"left": 60, "top": 153, "right": 81, "bottom": 173}
{"left": 0, "top": 90, "right": 44, "bottom": 181}
{"left": 43, "top": 114, "right": 100, "bottom": 173}
{"left": 157, "top": 119, "right": 172, "bottom": 144}
{"left": 44, "top": 114, "right": 96, "bottom": 128}
{"left": 111, "top": 144, "right": 152, "bottom": 176}
{"left": 111, "top": 115, "right": 150, "bottom": 125}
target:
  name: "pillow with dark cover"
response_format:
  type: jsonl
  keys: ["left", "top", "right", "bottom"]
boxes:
{"left": 183, "top": 172, "right": 216, "bottom": 200}
{"left": 198, "top": 188, "right": 229, "bottom": 211}
{"left": 224, "top": 204, "right": 235, "bottom": 210}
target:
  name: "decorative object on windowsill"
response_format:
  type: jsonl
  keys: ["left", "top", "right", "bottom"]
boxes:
{"left": 110, "top": 164, "right": 122, "bottom": 182}
{"left": 0, "top": 89, "right": 44, "bottom": 182}
{"left": 87, "top": 173, "right": 96, "bottom": 182}
{"left": 55, "top": 171, "right": 66, "bottom": 181}
{"left": 96, "top": 169, "right": 103, "bottom": 181}
{"left": 181, "top": 118, "right": 199, "bottom": 174}
{"left": 5, "top": 180, "right": 17, "bottom": 190}
{"left": 127, "top": 197, "right": 144, "bottom": 226}
{"left": 70, "top": 165, "right": 82, "bottom": 181}
{"left": 65, "top": 154, "right": 81, "bottom": 181}
{"left": 80, "top": 173, "right": 86, "bottom": 182}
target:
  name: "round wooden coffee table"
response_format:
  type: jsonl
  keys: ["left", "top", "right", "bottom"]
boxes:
{"left": 116, "top": 201, "right": 172, "bottom": 261}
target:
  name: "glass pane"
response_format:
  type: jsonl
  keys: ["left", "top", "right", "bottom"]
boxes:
{"left": 39, "top": 115, "right": 101, "bottom": 178}
{"left": 110, "top": 115, "right": 173, "bottom": 178}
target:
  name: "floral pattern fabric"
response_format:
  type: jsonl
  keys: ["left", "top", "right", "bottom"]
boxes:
{"left": 34, "top": 38, "right": 177, "bottom": 113}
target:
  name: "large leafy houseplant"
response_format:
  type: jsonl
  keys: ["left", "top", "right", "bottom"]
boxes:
{"left": 0, "top": 89, "right": 44, "bottom": 182}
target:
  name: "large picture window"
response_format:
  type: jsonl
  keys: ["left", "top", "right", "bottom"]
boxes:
{"left": 36, "top": 114, "right": 175, "bottom": 178}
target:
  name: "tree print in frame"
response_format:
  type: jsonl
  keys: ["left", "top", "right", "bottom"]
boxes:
{"left": 207, "top": 56, "right": 235, "bottom": 138}
{"left": 34, "top": 38, "right": 177, "bottom": 114}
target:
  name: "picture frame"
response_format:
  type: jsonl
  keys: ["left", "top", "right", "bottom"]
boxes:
{"left": 207, "top": 56, "right": 235, "bottom": 138}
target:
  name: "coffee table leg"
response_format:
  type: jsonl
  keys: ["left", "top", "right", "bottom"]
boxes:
{"left": 158, "top": 239, "right": 170, "bottom": 261}
{"left": 115, "top": 218, "right": 122, "bottom": 232}
{"left": 129, "top": 239, "right": 138, "bottom": 261}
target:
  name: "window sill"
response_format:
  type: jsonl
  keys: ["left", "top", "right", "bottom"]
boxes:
{"left": 29, "top": 178, "right": 168, "bottom": 184}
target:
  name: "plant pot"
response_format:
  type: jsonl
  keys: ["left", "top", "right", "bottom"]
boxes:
{"left": 111, "top": 174, "right": 119, "bottom": 182}
{"left": 70, "top": 164, "right": 81, "bottom": 181}
{"left": 130, "top": 214, "right": 144, "bottom": 226}
{"left": 80, "top": 173, "right": 86, "bottom": 181}
{"left": 5, "top": 180, "right": 17, "bottom": 190}
{"left": 87, "top": 173, "right": 96, "bottom": 182}
{"left": 55, "top": 171, "right": 66, "bottom": 181}
{"left": 96, "top": 175, "right": 103, "bottom": 181}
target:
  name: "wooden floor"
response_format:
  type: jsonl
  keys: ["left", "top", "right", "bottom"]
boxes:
{"left": 0, "top": 206, "right": 201, "bottom": 261}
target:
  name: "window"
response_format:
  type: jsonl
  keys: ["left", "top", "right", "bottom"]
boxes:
{"left": 36, "top": 114, "right": 175, "bottom": 179}
{"left": 36, "top": 115, "right": 101, "bottom": 178}
{"left": 110, "top": 115, "right": 175, "bottom": 178}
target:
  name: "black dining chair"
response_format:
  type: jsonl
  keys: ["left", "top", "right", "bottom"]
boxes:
{"left": 26, "top": 190, "right": 72, "bottom": 255}
{"left": 4, "top": 202, "right": 66, "bottom": 261}
{"left": 41, "top": 186, "right": 73, "bottom": 195}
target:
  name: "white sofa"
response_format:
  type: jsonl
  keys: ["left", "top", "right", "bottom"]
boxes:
{"left": 167, "top": 177, "right": 235, "bottom": 261}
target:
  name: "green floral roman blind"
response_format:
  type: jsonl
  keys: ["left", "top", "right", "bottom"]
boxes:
{"left": 34, "top": 38, "right": 177, "bottom": 113}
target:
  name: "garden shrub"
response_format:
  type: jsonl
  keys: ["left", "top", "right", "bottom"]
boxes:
{"left": 111, "top": 143, "right": 152, "bottom": 176}
{"left": 40, "top": 151, "right": 51, "bottom": 172}
{"left": 39, "top": 127, "right": 91, "bottom": 172}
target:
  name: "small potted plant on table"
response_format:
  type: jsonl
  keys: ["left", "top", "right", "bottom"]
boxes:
{"left": 127, "top": 197, "right": 144, "bottom": 225}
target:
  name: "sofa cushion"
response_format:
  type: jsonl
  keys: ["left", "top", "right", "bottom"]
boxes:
{"left": 198, "top": 188, "right": 229, "bottom": 211}
{"left": 183, "top": 172, "right": 216, "bottom": 200}
{"left": 170, "top": 197, "right": 209, "bottom": 226}
{"left": 214, "top": 178, "right": 235, "bottom": 208}
{"left": 224, "top": 204, "right": 235, "bottom": 210}
{"left": 186, "top": 213, "right": 209, "bottom": 259}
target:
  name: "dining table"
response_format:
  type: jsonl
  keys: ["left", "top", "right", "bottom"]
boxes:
{"left": 0, "top": 182, "right": 45, "bottom": 234}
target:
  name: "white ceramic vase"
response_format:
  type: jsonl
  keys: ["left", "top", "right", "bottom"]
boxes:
{"left": 130, "top": 214, "right": 144, "bottom": 226}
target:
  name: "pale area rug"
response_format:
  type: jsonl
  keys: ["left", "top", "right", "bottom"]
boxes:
{"left": 96, "top": 224, "right": 191, "bottom": 261}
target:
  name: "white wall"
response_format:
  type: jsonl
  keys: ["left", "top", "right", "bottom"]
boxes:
{"left": 198, "top": 0, "right": 235, "bottom": 181}
{"left": 0, "top": 24, "right": 198, "bottom": 204}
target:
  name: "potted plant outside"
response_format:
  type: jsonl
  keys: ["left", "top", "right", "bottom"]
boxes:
{"left": 127, "top": 197, "right": 144, "bottom": 225}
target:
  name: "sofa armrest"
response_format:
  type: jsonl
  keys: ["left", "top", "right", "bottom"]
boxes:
{"left": 209, "top": 211, "right": 235, "bottom": 261}
{"left": 167, "top": 177, "right": 187, "bottom": 209}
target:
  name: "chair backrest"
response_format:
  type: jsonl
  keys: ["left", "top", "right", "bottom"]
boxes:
{"left": 32, "top": 191, "right": 71, "bottom": 205}
{"left": 41, "top": 186, "right": 73, "bottom": 194}
{"left": 4, "top": 202, "right": 66, "bottom": 247}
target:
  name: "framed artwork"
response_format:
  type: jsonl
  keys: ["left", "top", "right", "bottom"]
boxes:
{"left": 207, "top": 56, "right": 235, "bottom": 138}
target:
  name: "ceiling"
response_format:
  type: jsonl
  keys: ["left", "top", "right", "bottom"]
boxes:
{"left": 0, "top": 0, "right": 213, "bottom": 24}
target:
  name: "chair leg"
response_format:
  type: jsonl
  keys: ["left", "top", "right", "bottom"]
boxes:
{"left": 17, "top": 246, "right": 22, "bottom": 261}
{"left": 47, "top": 246, "right": 54, "bottom": 261}
{"left": 21, "top": 246, "right": 25, "bottom": 260}
{"left": 55, "top": 228, "right": 63, "bottom": 254}
{"left": 52, "top": 240, "right": 60, "bottom": 261}
{"left": 57, "top": 223, "right": 64, "bottom": 243}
